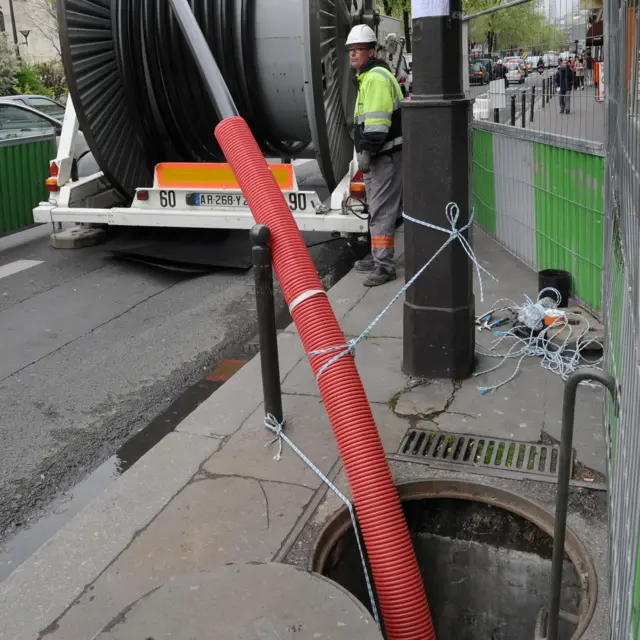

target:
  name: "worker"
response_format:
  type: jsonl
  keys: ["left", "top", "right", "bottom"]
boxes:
{"left": 347, "top": 24, "right": 404, "bottom": 287}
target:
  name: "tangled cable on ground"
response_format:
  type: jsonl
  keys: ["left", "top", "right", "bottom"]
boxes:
{"left": 474, "top": 288, "right": 604, "bottom": 394}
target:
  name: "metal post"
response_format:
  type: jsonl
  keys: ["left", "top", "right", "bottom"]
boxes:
{"left": 250, "top": 224, "right": 284, "bottom": 424}
{"left": 511, "top": 94, "right": 516, "bottom": 125}
{"left": 7, "top": 0, "right": 20, "bottom": 58}
{"left": 542, "top": 79, "right": 546, "bottom": 108}
{"left": 521, "top": 91, "right": 526, "bottom": 127}
{"left": 401, "top": 0, "right": 475, "bottom": 378}
{"left": 494, "top": 107, "right": 500, "bottom": 123}
{"left": 167, "top": 0, "right": 238, "bottom": 121}
{"left": 530, "top": 86, "right": 536, "bottom": 121}
{"left": 547, "top": 369, "right": 616, "bottom": 640}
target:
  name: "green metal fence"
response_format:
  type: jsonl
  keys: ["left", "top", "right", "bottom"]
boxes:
{"left": 0, "top": 134, "right": 56, "bottom": 234}
{"left": 471, "top": 122, "right": 605, "bottom": 313}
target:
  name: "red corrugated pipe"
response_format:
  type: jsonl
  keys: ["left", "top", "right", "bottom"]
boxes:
{"left": 215, "top": 116, "right": 436, "bottom": 640}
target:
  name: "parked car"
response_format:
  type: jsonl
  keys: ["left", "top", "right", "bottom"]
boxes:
{"left": 0, "top": 95, "right": 66, "bottom": 120}
{"left": 469, "top": 62, "right": 487, "bottom": 85}
{"left": 0, "top": 100, "right": 95, "bottom": 179}
{"left": 475, "top": 58, "right": 494, "bottom": 81}
{"left": 506, "top": 63, "right": 524, "bottom": 84}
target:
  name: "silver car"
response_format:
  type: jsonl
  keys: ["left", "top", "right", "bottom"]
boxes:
{"left": 506, "top": 63, "right": 524, "bottom": 84}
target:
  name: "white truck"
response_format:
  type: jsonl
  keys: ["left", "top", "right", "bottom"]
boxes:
{"left": 33, "top": 3, "right": 401, "bottom": 241}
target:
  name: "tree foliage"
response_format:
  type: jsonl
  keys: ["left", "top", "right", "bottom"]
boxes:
{"left": 463, "top": 0, "right": 567, "bottom": 54}
{"left": 0, "top": 33, "right": 19, "bottom": 96}
{"left": 377, "top": 0, "right": 410, "bottom": 17}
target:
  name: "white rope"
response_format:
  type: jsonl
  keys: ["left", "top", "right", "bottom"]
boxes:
{"left": 474, "top": 289, "right": 604, "bottom": 394}
{"left": 309, "top": 203, "right": 497, "bottom": 381}
{"left": 263, "top": 415, "right": 380, "bottom": 626}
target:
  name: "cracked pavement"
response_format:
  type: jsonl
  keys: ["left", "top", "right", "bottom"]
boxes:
{"left": 0, "top": 229, "right": 609, "bottom": 640}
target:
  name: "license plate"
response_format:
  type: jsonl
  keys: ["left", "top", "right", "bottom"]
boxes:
{"left": 191, "top": 193, "right": 247, "bottom": 208}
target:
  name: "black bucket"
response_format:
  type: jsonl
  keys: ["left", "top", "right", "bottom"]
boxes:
{"left": 539, "top": 269, "right": 571, "bottom": 308}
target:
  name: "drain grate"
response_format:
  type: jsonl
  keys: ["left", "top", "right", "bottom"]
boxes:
{"left": 397, "top": 429, "right": 566, "bottom": 479}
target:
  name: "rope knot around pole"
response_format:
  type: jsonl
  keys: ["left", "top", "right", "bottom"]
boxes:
{"left": 307, "top": 202, "right": 498, "bottom": 381}
{"left": 264, "top": 413, "right": 286, "bottom": 461}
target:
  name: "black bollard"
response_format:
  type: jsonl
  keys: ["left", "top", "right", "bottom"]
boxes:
{"left": 521, "top": 91, "right": 526, "bottom": 128}
{"left": 251, "top": 224, "right": 284, "bottom": 424}
{"left": 530, "top": 86, "right": 536, "bottom": 121}
{"left": 494, "top": 107, "right": 500, "bottom": 123}
{"left": 542, "top": 79, "right": 546, "bottom": 108}
{"left": 511, "top": 94, "right": 516, "bottom": 126}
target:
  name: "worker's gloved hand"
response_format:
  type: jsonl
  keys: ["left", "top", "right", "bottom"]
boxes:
{"left": 556, "top": 87, "right": 561, "bottom": 93}
{"left": 357, "top": 151, "right": 371, "bottom": 174}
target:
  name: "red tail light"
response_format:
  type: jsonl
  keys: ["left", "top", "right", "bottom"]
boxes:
{"left": 49, "top": 162, "right": 59, "bottom": 177}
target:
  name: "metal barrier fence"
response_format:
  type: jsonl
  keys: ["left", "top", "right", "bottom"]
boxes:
{"left": 463, "top": 0, "right": 605, "bottom": 145}
{"left": 471, "top": 121, "right": 605, "bottom": 314}
{"left": 0, "top": 134, "right": 55, "bottom": 234}
{"left": 601, "top": 0, "right": 640, "bottom": 635}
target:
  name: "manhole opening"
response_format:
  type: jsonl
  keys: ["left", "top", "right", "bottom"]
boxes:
{"left": 398, "top": 430, "right": 567, "bottom": 478}
{"left": 312, "top": 482, "right": 595, "bottom": 640}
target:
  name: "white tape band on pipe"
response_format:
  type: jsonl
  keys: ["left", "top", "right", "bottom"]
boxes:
{"left": 288, "top": 289, "right": 326, "bottom": 313}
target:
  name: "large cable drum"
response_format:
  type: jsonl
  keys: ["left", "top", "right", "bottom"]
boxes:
{"left": 58, "top": 0, "right": 358, "bottom": 198}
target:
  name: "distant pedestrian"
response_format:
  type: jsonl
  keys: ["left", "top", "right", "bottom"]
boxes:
{"left": 554, "top": 59, "right": 574, "bottom": 114}
{"left": 575, "top": 56, "right": 585, "bottom": 90}
{"left": 585, "top": 51, "right": 594, "bottom": 86}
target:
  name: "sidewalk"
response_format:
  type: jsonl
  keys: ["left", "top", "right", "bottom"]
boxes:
{"left": 0, "top": 228, "right": 608, "bottom": 639}
{"left": 529, "top": 84, "right": 605, "bottom": 143}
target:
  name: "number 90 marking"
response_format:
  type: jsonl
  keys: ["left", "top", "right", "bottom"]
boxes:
{"left": 288, "top": 193, "right": 307, "bottom": 212}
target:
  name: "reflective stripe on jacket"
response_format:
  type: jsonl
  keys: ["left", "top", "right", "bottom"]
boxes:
{"left": 354, "top": 59, "right": 403, "bottom": 155}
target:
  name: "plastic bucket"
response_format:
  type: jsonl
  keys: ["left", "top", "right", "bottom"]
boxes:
{"left": 538, "top": 269, "right": 571, "bottom": 308}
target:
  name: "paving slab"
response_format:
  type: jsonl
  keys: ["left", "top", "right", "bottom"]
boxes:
{"left": 282, "top": 337, "right": 409, "bottom": 405}
{"left": 0, "top": 432, "right": 221, "bottom": 640}
{"left": 94, "top": 563, "right": 382, "bottom": 639}
{"left": 44, "top": 477, "right": 313, "bottom": 639}
{"left": 339, "top": 264, "right": 406, "bottom": 339}
{"left": 177, "top": 331, "right": 306, "bottom": 438}
{"left": 204, "top": 393, "right": 340, "bottom": 489}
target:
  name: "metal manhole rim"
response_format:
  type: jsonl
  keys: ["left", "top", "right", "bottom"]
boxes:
{"left": 310, "top": 479, "right": 598, "bottom": 640}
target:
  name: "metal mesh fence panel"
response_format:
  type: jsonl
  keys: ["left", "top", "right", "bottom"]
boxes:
{"left": 602, "top": 0, "right": 640, "bottom": 636}
{"left": 464, "top": 0, "right": 605, "bottom": 143}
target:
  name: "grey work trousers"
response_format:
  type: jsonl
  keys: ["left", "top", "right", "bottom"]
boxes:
{"left": 363, "top": 149, "right": 403, "bottom": 271}
{"left": 559, "top": 93, "right": 571, "bottom": 112}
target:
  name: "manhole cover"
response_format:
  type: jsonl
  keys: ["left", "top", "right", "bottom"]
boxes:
{"left": 396, "top": 430, "right": 568, "bottom": 480}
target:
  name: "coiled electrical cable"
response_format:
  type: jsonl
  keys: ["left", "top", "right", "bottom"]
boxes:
{"left": 59, "top": 0, "right": 315, "bottom": 198}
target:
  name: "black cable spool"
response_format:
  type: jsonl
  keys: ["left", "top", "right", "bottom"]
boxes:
{"left": 58, "top": 0, "right": 357, "bottom": 199}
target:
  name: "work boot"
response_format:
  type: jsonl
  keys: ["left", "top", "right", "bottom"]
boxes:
{"left": 355, "top": 254, "right": 375, "bottom": 272}
{"left": 363, "top": 266, "right": 397, "bottom": 287}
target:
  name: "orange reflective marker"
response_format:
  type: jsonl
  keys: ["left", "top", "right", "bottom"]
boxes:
{"left": 156, "top": 163, "right": 294, "bottom": 190}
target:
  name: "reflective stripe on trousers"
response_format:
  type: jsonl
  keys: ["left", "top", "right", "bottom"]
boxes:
{"left": 364, "top": 150, "right": 403, "bottom": 271}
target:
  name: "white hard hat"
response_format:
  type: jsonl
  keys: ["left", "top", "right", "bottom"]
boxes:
{"left": 346, "top": 25, "right": 377, "bottom": 47}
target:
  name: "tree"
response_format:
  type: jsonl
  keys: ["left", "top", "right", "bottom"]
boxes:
{"left": 463, "top": 0, "right": 567, "bottom": 55}
{"left": 0, "top": 32, "right": 19, "bottom": 96}
{"left": 31, "top": 0, "right": 61, "bottom": 57}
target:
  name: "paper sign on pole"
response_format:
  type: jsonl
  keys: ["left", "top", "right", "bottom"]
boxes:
{"left": 412, "top": 0, "right": 450, "bottom": 18}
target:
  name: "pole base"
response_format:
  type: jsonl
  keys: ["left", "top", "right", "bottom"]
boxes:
{"left": 402, "top": 300, "right": 475, "bottom": 379}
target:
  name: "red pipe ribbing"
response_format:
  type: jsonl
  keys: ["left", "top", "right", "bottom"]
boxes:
{"left": 215, "top": 116, "right": 436, "bottom": 640}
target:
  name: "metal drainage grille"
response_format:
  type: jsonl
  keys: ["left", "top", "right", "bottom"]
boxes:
{"left": 397, "top": 430, "right": 566, "bottom": 479}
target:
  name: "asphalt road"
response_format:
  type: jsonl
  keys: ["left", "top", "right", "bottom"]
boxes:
{"left": 0, "top": 161, "right": 361, "bottom": 560}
